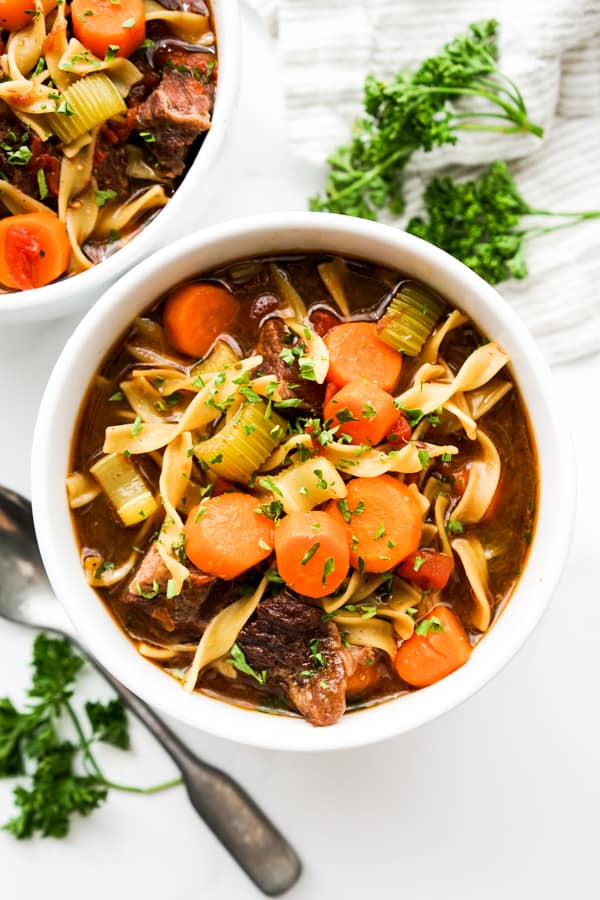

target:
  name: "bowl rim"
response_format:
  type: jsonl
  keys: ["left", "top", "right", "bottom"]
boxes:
{"left": 31, "top": 211, "right": 576, "bottom": 752}
{"left": 0, "top": 0, "right": 241, "bottom": 323}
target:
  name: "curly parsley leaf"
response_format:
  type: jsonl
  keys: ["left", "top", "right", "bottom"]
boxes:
{"left": 311, "top": 21, "right": 543, "bottom": 220}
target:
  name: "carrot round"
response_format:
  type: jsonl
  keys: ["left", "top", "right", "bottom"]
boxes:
{"left": 1, "top": 0, "right": 38, "bottom": 31}
{"left": 274, "top": 510, "right": 350, "bottom": 599}
{"left": 324, "top": 322, "right": 403, "bottom": 391}
{"left": 327, "top": 475, "right": 422, "bottom": 573}
{"left": 324, "top": 379, "right": 398, "bottom": 446}
{"left": 71, "top": 0, "right": 146, "bottom": 60}
{"left": 184, "top": 493, "right": 273, "bottom": 580}
{"left": 394, "top": 605, "right": 472, "bottom": 687}
{"left": 0, "top": 213, "right": 70, "bottom": 290}
{"left": 163, "top": 282, "right": 239, "bottom": 359}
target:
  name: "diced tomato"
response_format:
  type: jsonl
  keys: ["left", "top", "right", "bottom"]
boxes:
{"left": 212, "top": 477, "right": 236, "bottom": 495}
{"left": 310, "top": 307, "right": 341, "bottom": 337}
{"left": 396, "top": 549, "right": 454, "bottom": 591}
{"left": 386, "top": 412, "right": 412, "bottom": 445}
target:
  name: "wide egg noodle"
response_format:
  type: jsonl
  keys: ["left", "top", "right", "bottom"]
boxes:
{"left": 332, "top": 616, "right": 397, "bottom": 663}
{"left": 94, "top": 185, "right": 169, "bottom": 239}
{"left": 44, "top": 0, "right": 74, "bottom": 93}
{"left": 58, "top": 39, "right": 143, "bottom": 97}
{"left": 288, "top": 322, "right": 329, "bottom": 384}
{"left": 58, "top": 129, "right": 98, "bottom": 220}
{"left": 396, "top": 342, "right": 510, "bottom": 416}
{"left": 143, "top": 0, "right": 209, "bottom": 41}
{"left": 317, "top": 257, "right": 351, "bottom": 317}
{"left": 270, "top": 264, "right": 308, "bottom": 323}
{"left": 66, "top": 471, "right": 101, "bottom": 508}
{"left": 467, "top": 378, "right": 513, "bottom": 420}
{"left": 452, "top": 429, "right": 501, "bottom": 524}
{"left": 65, "top": 181, "right": 99, "bottom": 271}
{"left": 322, "top": 439, "right": 458, "bottom": 477}
{"left": 6, "top": 0, "right": 47, "bottom": 79}
{"left": 183, "top": 575, "right": 269, "bottom": 692}
{"left": 451, "top": 536, "right": 492, "bottom": 631}
{"left": 420, "top": 309, "right": 469, "bottom": 365}
{"left": 121, "top": 376, "right": 171, "bottom": 424}
{"left": 103, "top": 355, "right": 263, "bottom": 454}
{"left": 0, "top": 180, "right": 51, "bottom": 215}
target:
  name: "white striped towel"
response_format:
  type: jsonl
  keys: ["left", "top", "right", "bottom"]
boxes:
{"left": 244, "top": 0, "right": 600, "bottom": 365}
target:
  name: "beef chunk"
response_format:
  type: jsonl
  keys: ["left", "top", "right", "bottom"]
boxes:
{"left": 114, "top": 542, "right": 223, "bottom": 644}
{"left": 238, "top": 591, "right": 347, "bottom": 727}
{"left": 254, "top": 317, "right": 325, "bottom": 417}
{"left": 94, "top": 134, "right": 130, "bottom": 198}
{"left": 134, "top": 51, "right": 216, "bottom": 178}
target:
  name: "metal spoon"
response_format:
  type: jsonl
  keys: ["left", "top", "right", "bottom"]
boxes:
{"left": 0, "top": 486, "right": 301, "bottom": 897}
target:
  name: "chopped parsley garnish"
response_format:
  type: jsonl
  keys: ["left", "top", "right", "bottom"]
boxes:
{"left": 95, "top": 189, "right": 117, "bottom": 208}
{"left": 136, "top": 581, "right": 159, "bottom": 599}
{"left": 336, "top": 498, "right": 352, "bottom": 523}
{"left": 412, "top": 555, "right": 426, "bottom": 572}
{"left": 321, "top": 557, "right": 335, "bottom": 585}
{"left": 415, "top": 616, "right": 445, "bottom": 636}
{"left": 36, "top": 169, "right": 48, "bottom": 200}
{"left": 446, "top": 519, "right": 464, "bottom": 534}
{"left": 227, "top": 644, "right": 267, "bottom": 685}
{"left": 108, "top": 390, "right": 123, "bottom": 402}
{"left": 130, "top": 415, "right": 143, "bottom": 436}
{"left": 300, "top": 542, "right": 320, "bottom": 566}
{"left": 417, "top": 449, "right": 430, "bottom": 469}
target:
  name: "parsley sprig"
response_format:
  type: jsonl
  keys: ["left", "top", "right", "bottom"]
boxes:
{"left": 407, "top": 161, "right": 600, "bottom": 284}
{"left": 310, "top": 20, "right": 543, "bottom": 220}
{"left": 0, "top": 635, "right": 181, "bottom": 840}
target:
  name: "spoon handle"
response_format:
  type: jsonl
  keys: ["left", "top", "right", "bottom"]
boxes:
{"left": 89, "top": 653, "right": 301, "bottom": 896}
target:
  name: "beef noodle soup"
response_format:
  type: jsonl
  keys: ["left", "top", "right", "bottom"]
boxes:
{"left": 0, "top": 0, "right": 217, "bottom": 291}
{"left": 68, "top": 254, "right": 537, "bottom": 727}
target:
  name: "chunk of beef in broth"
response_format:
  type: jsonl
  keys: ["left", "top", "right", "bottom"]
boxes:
{"left": 134, "top": 49, "right": 216, "bottom": 178}
{"left": 254, "top": 317, "right": 325, "bottom": 417}
{"left": 93, "top": 134, "right": 130, "bottom": 199}
{"left": 238, "top": 591, "right": 347, "bottom": 726}
{"left": 114, "top": 542, "right": 221, "bottom": 644}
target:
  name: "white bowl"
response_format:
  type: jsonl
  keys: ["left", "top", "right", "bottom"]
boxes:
{"left": 0, "top": 0, "right": 240, "bottom": 325}
{"left": 31, "top": 212, "right": 575, "bottom": 751}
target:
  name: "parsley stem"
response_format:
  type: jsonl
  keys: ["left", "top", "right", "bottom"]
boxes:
{"left": 99, "top": 776, "right": 183, "bottom": 794}
{"left": 325, "top": 145, "right": 413, "bottom": 204}
{"left": 65, "top": 701, "right": 105, "bottom": 781}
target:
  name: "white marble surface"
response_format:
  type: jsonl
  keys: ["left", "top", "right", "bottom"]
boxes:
{"left": 1, "top": 7, "right": 598, "bottom": 898}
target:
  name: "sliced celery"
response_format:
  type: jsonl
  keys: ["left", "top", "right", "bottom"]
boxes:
{"left": 47, "top": 73, "right": 126, "bottom": 144}
{"left": 377, "top": 281, "right": 447, "bottom": 357}
{"left": 192, "top": 340, "right": 239, "bottom": 376}
{"left": 90, "top": 453, "right": 158, "bottom": 526}
{"left": 194, "top": 400, "right": 286, "bottom": 484}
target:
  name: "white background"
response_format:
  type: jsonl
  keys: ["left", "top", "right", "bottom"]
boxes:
{"left": 1, "top": 7, "right": 598, "bottom": 898}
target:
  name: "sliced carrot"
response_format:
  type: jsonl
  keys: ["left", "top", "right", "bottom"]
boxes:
{"left": 184, "top": 493, "right": 273, "bottom": 580}
{"left": 394, "top": 605, "right": 472, "bottom": 687}
{"left": 397, "top": 549, "right": 454, "bottom": 591}
{"left": 324, "top": 322, "right": 403, "bottom": 391}
{"left": 1, "top": 0, "right": 38, "bottom": 31}
{"left": 163, "top": 282, "right": 239, "bottom": 359}
{"left": 324, "top": 379, "right": 398, "bottom": 446}
{"left": 274, "top": 510, "right": 350, "bottom": 599}
{"left": 0, "top": 213, "right": 70, "bottom": 290}
{"left": 71, "top": 0, "right": 146, "bottom": 60}
{"left": 324, "top": 380, "right": 340, "bottom": 408}
{"left": 326, "top": 475, "right": 422, "bottom": 573}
